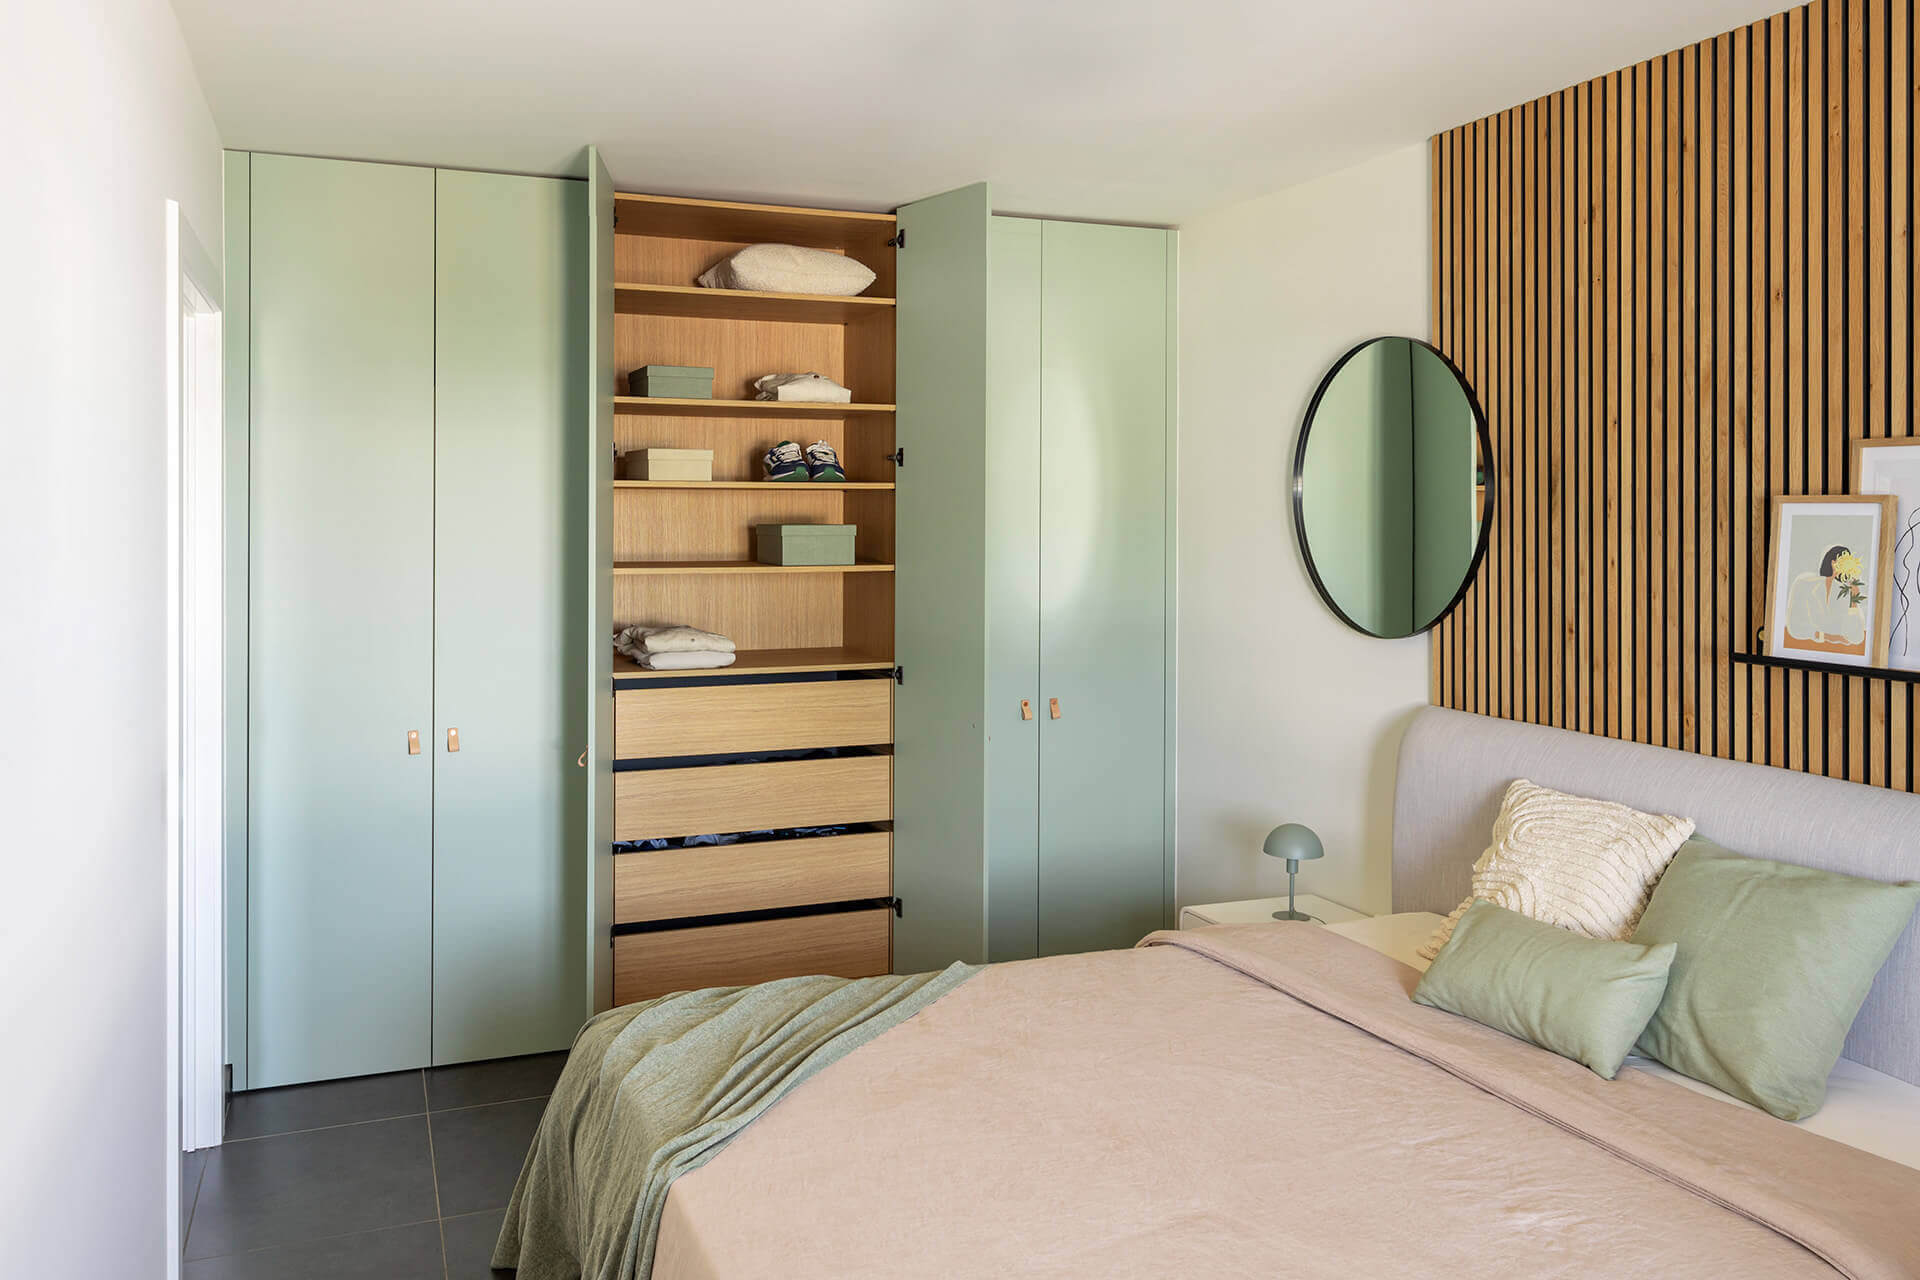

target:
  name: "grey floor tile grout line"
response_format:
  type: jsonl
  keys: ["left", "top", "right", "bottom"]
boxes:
{"left": 439, "top": 1206, "right": 507, "bottom": 1223}
{"left": 425, "top": 1089, "right": 556, "bottom": 1114}
{"left": 425, "top": 1103, "right": 452, "bottom": 1280}
{"left": 427, "top": 1091, "right": 554, "bottom": 1116}
{"left": 185, "top": 1216, "right": 444, "bottom": 1264}
{"left": 424, "top": 1111, "right": 445, "bottom": 1222}
{"left": 220, "top": 1091, "right": 554, "bottom": 1145}
{"left": 182, "top": 1160, "right": 206, "bottom": 1251}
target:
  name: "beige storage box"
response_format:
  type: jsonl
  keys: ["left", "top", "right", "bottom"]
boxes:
{"left": 619, "top": 447, "right": 714, "bottom": 482}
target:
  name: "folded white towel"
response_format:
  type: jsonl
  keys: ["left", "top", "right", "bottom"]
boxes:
{"left": 639, "top": 625, "right": 736, "bottom": 655}
{"left": 753, "top": 372, "right": 852, "bottom": 404}
{"left": 634, "top": 650, "right": 736, "bottom": 671}
{"left": 614, "top": 624, "right": 739, "bottom": 671}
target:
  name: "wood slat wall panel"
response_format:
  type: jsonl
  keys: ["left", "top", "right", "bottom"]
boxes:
{"left": 1432, "top": 0, "right": 1919, "bottom": 792}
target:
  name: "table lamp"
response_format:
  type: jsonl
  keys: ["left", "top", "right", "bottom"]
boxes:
{"left": 1263, "top": 823, "right": 1325, "bottom": 921}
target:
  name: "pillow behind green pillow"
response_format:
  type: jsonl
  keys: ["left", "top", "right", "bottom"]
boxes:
{"left": 1413, "top": 900, "right": 1676, "bottom": 1078}
{"left": 1629, "top": 836, "right": 1920, "bottom": 1121}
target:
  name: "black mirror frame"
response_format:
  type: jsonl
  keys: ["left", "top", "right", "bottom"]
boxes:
{"left": 1290, "top": 336, "right": 1496, "bottom": 640}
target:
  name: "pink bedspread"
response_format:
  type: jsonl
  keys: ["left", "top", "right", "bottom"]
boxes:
{"left": 653, "top": 923, "right": 1920, "bottom": 1279}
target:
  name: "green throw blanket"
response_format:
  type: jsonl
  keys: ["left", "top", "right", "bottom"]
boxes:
{"left": 493, "top": 962, "right": 977, "bottom": 1280}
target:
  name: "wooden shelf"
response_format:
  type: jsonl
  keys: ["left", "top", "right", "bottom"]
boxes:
{"left": 609, "top": 190, "right": 897, "bottom": 678}
{"left": 613, "top": 193, "right": 895, "bottom": 250}
{"left": 612, "top": 560, "right": 895, "bottom": 577}
{"left": 613, "top": 648, "right": 895, "bottom": 680}
{"left": 613, "top": 396, "right": 895, "bottom": 417}
{"left": 615, "top": 283, "right": 894, "bottom": 324}
{"left": 614, "top": 481, "right": 895, "bottom": 491}
{"left": 1732, "top": 652, "right": 1920, "bottom": 683}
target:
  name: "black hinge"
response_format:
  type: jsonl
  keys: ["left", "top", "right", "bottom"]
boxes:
{"left": 893, "top": 665, "right": 905, "bottom": 685}
{"left": 888, "top": 229, "right": 905, "bottom": 249}
{"left": 887, "top": 447, "right": 904, "bottom": 469}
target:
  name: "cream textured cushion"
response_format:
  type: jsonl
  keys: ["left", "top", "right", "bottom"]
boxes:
{"left": 697, "top": 244, "right": 876, "bottom": 297}
{"left": 1418, "top": 780, "right": 1695, "bottom": 961}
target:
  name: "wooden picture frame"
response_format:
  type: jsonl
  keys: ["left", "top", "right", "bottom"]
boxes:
{"left": 1854, "top": 439, "right": 1920, "bottom": 671}
{"left": 1763, "top": 495, "right": 1897, "bottom": 669}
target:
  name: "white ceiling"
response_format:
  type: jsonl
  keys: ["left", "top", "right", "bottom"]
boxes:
{"left": 174, "top": 0, "right": 1786, "bottom": 226}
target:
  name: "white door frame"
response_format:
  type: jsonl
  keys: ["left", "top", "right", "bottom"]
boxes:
{"left": 166, "top": 197, "right": 226, "bottom": 1271}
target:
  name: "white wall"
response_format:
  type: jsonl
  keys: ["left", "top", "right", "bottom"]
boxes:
{"left": 0, "top": 0, "right": 222, "bottom": 1272}
{"left": 1176, "top": 146, "right": 1431, "bottom": 915}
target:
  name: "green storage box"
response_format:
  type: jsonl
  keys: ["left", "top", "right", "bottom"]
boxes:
{"left": 755, "top": 523, "right": 856, "bottom": 566}
{"left": 627, "top": 364, "right": 715, "bottom": 399}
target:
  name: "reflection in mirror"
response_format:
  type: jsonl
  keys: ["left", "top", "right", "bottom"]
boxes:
{"left": 1293, "top": 337, "right": 1492, "bottom": 638}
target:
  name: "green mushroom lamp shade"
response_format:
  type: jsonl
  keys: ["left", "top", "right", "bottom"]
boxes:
{"left": 1263, "top": 823, "right": 1325, "bottom": 922}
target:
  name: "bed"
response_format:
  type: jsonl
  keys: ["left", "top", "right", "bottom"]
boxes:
{"left": 500, "top": 708, "right": 1920, "bottom": 1279}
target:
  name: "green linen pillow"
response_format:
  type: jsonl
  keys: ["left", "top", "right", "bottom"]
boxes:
{"left": 1630, "top": 837, "right": 1920, "bottom": 1121}
{"left": 1413, "top": 900, "right": 1677, "bottom": 1078}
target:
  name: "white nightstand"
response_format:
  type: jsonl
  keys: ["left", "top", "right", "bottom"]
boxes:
{"left": 1178, "top": 895, "right": 1371, "bottom": 929}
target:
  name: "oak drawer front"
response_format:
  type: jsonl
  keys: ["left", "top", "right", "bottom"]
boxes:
{"left": 613, "top": 755, "right": 892, "bottom": 841}
{"left": 614, "top": 832, "right": 891, "bottom": 924}
{"left": 614, "top": 679, "right": 891, "bottom": 760}
{"left": 614, "top": 909, "right": 892, "bottom": 1004}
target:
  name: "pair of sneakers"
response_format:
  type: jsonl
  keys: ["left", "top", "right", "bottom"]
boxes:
{"left": 764, "top": 440, "right": 845, "bottom": 482}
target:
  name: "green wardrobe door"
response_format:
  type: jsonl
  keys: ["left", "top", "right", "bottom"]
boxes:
{"left": 248, "top": 154, "right": 435, "bottom": 1087}
{"left": 893, "top": 183, "right": 992, "bottom": 971}
{"left": 431, "top": 169, "right": 587, "bottom": 1063}
{"left": 1036, "top": 221, "right": 1173, "bottom": 956}
{"left": 984, "top": 217, "right": 1043, "bottom": 963}
{"left": 583, "top": 148, "right": 616, "bottom": 1015}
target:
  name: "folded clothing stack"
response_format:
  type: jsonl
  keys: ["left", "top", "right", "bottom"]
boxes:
{"left": 753, "top": 372, "right": 852, "bottom": 404}
{"left": 613, "top": 624, "right": 737, "bottom": 670}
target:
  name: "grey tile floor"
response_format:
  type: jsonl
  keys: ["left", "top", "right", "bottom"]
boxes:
{"left": 181, "top": 1052, "right": 567, "bottom": 1278}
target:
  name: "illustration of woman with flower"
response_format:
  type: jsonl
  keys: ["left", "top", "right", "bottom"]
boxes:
{"left": 1786, "top": 544, "right": 1869, "bottom": 653}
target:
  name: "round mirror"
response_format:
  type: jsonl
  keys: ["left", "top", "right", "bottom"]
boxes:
{"left": 1293, "top": 337, "right": 1493, "bottom": 638}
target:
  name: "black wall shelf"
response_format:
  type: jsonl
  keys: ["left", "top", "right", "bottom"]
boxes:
{"left": 1732, "top": 651, "right": 1920, "bottom": 684}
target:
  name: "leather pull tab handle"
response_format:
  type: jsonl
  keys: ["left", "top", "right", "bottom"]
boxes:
{"left": 1048, "top": 698, "right": 1061, "bottom": 720}
{"left": 1020, "top": 699, "right": 1033, "bottom": 721}
{"left": 407, "top": 730, "right": 421, "bottom": 755}
{"left": 447, "top": 728, "right": 460, "bottom": 753}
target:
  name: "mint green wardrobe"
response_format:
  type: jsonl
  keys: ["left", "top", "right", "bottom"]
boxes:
{"left": 238, "top": 153, "right": 586, "bottom": 1088}
{"left": 895, "top": 199, "right": 1175, "bottom": 969}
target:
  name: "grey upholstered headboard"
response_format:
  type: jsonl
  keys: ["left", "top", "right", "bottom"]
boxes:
{"left": 1393, "top": 706, "right": 1920, "bottom": 1087}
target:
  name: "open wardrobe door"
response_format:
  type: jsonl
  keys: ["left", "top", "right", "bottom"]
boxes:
{"left": 582, "top": 145, "right": 616, "bottom": 1016}
{"left": 891, "top": 183, "right": 992, "bottom": 972}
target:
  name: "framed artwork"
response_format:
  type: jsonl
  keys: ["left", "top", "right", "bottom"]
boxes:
{"left": 1854, "top": 438, "right": 1920, "bottom": 671}
{"left": 1763, "top": 495, "right": 1897, "bottom": 669}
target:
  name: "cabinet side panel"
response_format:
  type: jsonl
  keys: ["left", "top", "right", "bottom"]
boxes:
{"left": 585, "top": 149, "right": 616, "bottom": 1013}
{"left": 221, "top": 149, "right": 250, "bottom": 1090}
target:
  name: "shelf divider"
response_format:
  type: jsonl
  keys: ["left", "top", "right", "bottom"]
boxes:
{"left": 612, "top": 559, "right": 895, "bottom": 577}
{"left": 614, "top": 480, "right": 894, "bottom": 491}
{"left": 614, "top": 396, "right": 894, "bottom": 417}
{"left": 614, "top": 282, "right": 894, "bottom": 323}
{"left": 612, "top": 648, "right": 895, "bottom": 681}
